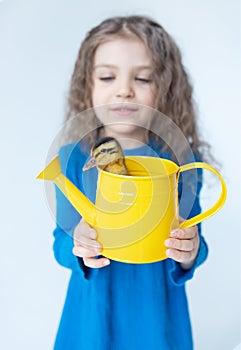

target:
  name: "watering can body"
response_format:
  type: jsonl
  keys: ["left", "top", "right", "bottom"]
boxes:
{"left": 93, "top": 157, "right": 180, "bottom": 263}
{"left": 37, "top": 155, "right": 227, "bottom": 263}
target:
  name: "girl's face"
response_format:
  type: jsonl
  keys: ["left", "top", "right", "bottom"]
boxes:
{"left": 91, "top": 37, "right": 157, "bottom": 145}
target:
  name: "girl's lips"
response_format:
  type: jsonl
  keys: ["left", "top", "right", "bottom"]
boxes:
{"left": 110, "top": 107, "right": 138, "bottom": 116}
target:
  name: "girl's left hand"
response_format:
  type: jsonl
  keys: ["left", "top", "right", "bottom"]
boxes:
{"left": 164, "top": 225, "right": 200, "bottom": 270}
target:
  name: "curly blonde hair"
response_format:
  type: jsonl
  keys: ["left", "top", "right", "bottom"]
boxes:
{"left": 63, "top": 15, "right": 211, "bottom": 162}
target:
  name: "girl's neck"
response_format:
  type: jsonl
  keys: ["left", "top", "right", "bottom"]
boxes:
{"left": 99, "top": 128, "right": 149, "bottom": 150}
{"left": 118, "top": 138, "right": 148, "bottom": 150}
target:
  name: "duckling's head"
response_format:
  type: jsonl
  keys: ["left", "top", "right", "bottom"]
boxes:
{"left": 83, "top": 137, "right": 124, "bottom": 171}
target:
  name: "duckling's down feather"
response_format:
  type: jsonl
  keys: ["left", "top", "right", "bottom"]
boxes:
{"left": 102, "top": 158, "right": 128, "bottom": 175}
{"left": 83, "top": 137, "right": 129, "bottom": 175}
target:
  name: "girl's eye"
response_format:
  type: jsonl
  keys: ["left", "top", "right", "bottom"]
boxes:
{"left": 99, "top": 77, "right": 114, "bottom": 81}
{"left": 135, "top": 77, "right": 152, "bottom": 83}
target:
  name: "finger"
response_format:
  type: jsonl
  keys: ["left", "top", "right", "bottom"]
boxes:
{"left": 81, "top": 226, "right": 98, "bottom": 239}
{"left": 74, "top": 235, "right": 102, "bottom": 251}
{"left": 72, "top": 245, "right": 101, "bottom": 258}
{"left": 83, "top": 257, "right": 110, "bottom": 268}
{"left": 75, "top": 220, "right": 97, "bottom": 240}
{"left": 165, "top": 238, "right": 194, "bottom": 252}
{"left": 166, "top": 248, "right": 194, "bottom": 263}
{"left": 170, "top": 226, "right": 198, "bottom": 239}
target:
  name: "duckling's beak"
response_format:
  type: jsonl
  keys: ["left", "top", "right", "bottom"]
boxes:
{"left": 82, "top": 156, "right": 97, "bottom": 171}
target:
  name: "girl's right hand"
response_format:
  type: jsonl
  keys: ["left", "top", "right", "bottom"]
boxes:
{"left": 72, "top": 218, "right": 110, "bottom": 268}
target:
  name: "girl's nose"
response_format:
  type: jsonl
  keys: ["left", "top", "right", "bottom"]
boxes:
{"left": 116, "top": 83, "right": 135, "bottom": 99}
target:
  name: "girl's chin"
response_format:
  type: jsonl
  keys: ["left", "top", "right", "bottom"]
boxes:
{"left": 103, "top": 125, "right": 149, "bottom": 144}
{"left": 105, "top": 124, "right": 143, "bottom": 136}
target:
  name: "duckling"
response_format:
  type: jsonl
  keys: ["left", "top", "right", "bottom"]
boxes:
{"left": 83, "top": 137, "right": 129, "bottom": 175}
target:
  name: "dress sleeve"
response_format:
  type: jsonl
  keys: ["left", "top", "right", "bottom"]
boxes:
{"left": 52, "top": 143, "right": 95, "bottom": 280}
{"left": 167, "top": 165, "right": 209, "bottom": 286}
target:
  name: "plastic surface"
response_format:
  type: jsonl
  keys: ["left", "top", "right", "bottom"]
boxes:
{"left": 36, "top": 156, "right": 227, "bottom": 263}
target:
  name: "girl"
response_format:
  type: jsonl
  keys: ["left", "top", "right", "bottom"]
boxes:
{"left": 53, "top": 15, "right": 209, "bottom": 349}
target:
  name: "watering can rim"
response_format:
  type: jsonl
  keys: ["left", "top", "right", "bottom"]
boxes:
{"left": 97, "top": 155, "right": 180, "bottom": 180}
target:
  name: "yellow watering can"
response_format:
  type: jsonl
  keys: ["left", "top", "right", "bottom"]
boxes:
{"left": 37, "top": 156, "right": 227, "bottom": 263}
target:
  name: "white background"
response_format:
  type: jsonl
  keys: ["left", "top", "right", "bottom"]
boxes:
{"left": 0, "top": 1, "right": 240, "bottom": 349}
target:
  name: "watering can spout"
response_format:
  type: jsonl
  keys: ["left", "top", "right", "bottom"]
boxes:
{"left": 36, "top": 156, "right": 61, "bottom": 181}
{"left": 36, "top": 156, "right": 97, "bottom": 226}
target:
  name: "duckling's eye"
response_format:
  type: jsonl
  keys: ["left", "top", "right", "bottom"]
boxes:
{"left": 100, "top": 148, "right": 107, "bottom": 153}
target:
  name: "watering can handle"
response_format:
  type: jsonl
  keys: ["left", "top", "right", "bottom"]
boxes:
{"left": 178, "top": 162, "right": 227, "bottom": 229}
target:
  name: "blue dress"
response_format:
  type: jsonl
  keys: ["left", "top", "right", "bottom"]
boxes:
{"left": 53, "top": 142, "right": 208, "bottom": 350}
